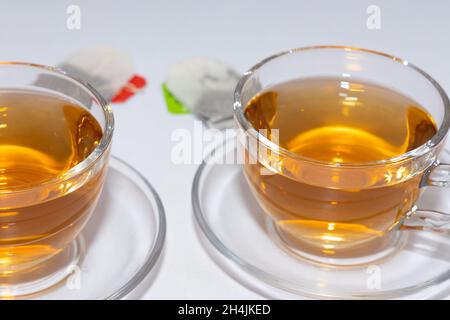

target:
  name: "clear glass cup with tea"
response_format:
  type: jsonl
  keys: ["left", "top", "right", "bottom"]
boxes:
{"left": 234, "top": 46, "right": 450, "bottom": 265}
{"left": 0, "top": 62, "right": 113, "bottom": 296}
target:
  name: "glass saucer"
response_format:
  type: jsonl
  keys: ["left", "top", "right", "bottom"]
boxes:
{"left": 6, "top": 156, "right": 166, "bottom": 300}
{"left": 192, "top": 140, "right": 450, "bottom": 299}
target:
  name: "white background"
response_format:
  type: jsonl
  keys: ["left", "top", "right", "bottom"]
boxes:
{"left": 2, "top": 0, "right": 450, "bottom": 299}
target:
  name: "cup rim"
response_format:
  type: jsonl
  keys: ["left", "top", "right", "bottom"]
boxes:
{"left": 233, "top": 45, "right": 450, "bottom": 168}
{"left": 0, "top": 61, "right": 114, "bottom": 194}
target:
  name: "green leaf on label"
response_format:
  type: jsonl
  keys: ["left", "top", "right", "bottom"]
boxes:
{"left": 162, "top": 83, "right": 191, "bottom": 114}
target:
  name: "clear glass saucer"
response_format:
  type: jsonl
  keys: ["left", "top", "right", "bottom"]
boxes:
{"left": 7, "top": 156, "right": 166, "bottom": 300}
{"left": 192, "top": 140, "right": 450, "bottom": 299}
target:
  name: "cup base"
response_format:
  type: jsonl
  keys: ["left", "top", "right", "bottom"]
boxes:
{"left": 267, "top": 218, "right": 407, "bottom": 267}
{"left": 0, "top": 237, "right": 83, "bottom": 298}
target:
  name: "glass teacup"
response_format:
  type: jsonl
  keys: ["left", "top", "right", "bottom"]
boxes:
{"left": 234, "top": 46, "right": 450, "bottom": 265}
{"left": 0, "top": 62, "right": 113, "bottom": 296}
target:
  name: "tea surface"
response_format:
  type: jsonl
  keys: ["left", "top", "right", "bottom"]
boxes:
{"left": 245, "top": 77, "right": 437, "bottom": 164}
{"left": 0, "top": 90, "right": 102, "bottom": 190}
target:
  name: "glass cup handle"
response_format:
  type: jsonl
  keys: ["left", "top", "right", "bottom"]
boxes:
{"left": 401, "top": 162, "right": 450, "bottom": 233}
{"left": 402, "top": 209, "right": 450, "bottom": 234}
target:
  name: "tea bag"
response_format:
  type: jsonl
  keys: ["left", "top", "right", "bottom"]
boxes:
{"left": 165, "top": 57, "right": 241, "bottom": 129}
{"left": 35, "top": 45, "right": 146, "bottom": 106}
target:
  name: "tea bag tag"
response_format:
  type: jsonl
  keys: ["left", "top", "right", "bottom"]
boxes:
{"left": 165, "top": 57, "right": 241, "bottom": 129}
{"left": 35, "top": 45, "right": 146, "bottom": 106}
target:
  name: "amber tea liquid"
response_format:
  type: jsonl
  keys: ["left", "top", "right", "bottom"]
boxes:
{"left": 0, "top": 90, "right": 104, "bottom": 279}
{"left": 243, "top": 77, "right": 437, "bottom": 257}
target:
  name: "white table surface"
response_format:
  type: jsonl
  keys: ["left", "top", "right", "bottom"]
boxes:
{"left": 2, "top": 0, "right": 450, "bottom": 299}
